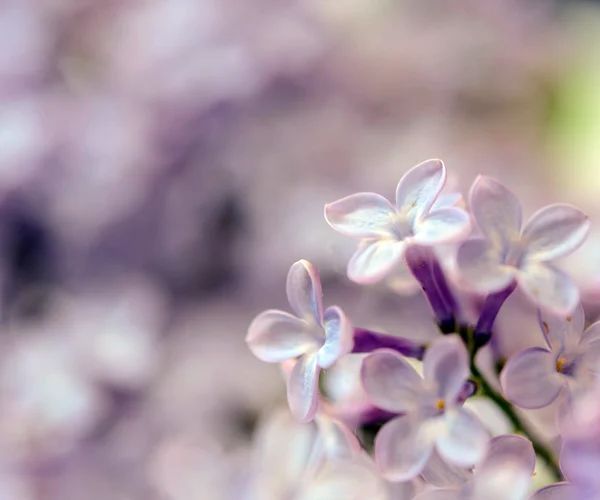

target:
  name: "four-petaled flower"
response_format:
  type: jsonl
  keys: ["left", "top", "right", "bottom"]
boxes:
{"left": 457, "top": 176, "right": 590, "bottom": 315}
{"left": 324, "top": 159, "right": 471, "bottom": 284}
{"left": 246, "top": 260, "right": 354, "bottom": 422}
{"left": 501, "top": 303, "right": 600, "bottom": 409}
{"left": 361, "top": 336, "right": 489, "bottom": 481}
{"left": 413, "top": 434, "right": 537, "bottom": 500}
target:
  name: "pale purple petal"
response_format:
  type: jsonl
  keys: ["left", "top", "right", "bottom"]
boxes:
{"left": 432, "top": 192, "right": 463, "bottom": 210}
{"left": 300, "top": 460, "right": 388, "bottom": 500}
{"left": 396, "top": 159, "right": 446, "bottom": 223}
{"left": 422, "top": 336, "right": 469, "bottom": 405}
{"left": 361, "top": 349, "right": 423, "bottom": 413}
{"left": 347, "top": 239, "right": 405, "bottom": 284}
{"left": 469, "top": 176, "right": 522, "bottom": 251}
{"left": 538, "top": 303, "right": 584, "bottom": 352}
{"left": 522, "top": 204, "right": 590, "bottom": 262}
{"left": 470, "top": 458, "right": 532, "bottom": 500}
{"left": 286, "top": 260, "right": 324, "bottom": 325}
{"left": 246, "top": 310, "right": 318, "bottom": 362}
{"left": 287, "top": 353, "right": 320, "bottom": 422}
{"left": 420, "top": 449, "right": 471, "bottom": 488}
{"left": 486, "top": 435, "right": 535, "bottom": 474}
{"left": 412, "top": 207, "right": 471, "bottom": 246}
{"left": 314, "top": 415, "right": 361, "bottom": 460}
{"left": 500, "top": 347, "right": 563, "bottom": 409}
{"left": 324, "top": 193, "right": 396, "bottom": 238}
{"left": 318, "top": 306, "right": 354, "bottom": 369}
{"left": 436, "top": 408, "right": 488, "bottom": 467}
{"left": 517, "top": 262, "right": 580, "bottom": 316}
{"left": 456, "top": 238, "right": 516, "bottom": 293}
{"left": 578, "top": 321, "right": 600, "bottom": 350}
{"left": 530, "top": 483, "right": 577, "bottom": 500}
{"left": 375, "top": 414, "right": 434, "bottom": 481}
{"left": 413, "top": 490, "right": 461, "bottom": 500}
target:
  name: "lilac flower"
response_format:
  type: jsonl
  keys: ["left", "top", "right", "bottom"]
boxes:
{"left": 530, "top": 483, "right": 577, "bottom": 500}
{"left": 361, "top": 336, "right": 489, "bottom": 481}
{"left": 457, "top": 176, "right": 589, "bottom": 315}
{"left": 414, "top": 434, "right": 536, "bottom": 500}
{"left": 500, "top": 303, "right": 600, "bottom": 409}
{"left": 246, "top": 260, "right": 354, "bottom": 422}
{"left": 324, "top": 159, "right": 471, "bottom": 284}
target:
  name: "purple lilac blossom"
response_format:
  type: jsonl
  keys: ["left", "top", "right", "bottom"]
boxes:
{"left": 324, "top": 159, "right": 471, "bottom": 285}
{"left": 246, "top": 260, "right": 354, "bottom": 421}
{"left": 361, "top": 336, "right": 489, "bottom": 481}
{"left": 500, "top": 303, "right": 600, "bottom": 409}
{"left": 457, "top": 176, "right": 589, "bottom": 315}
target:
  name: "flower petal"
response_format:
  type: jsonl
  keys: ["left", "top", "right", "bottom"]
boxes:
{"left": 422, "top": 336, "right": 469, "bottom": 405}
{"left": 469, "top": 176, "right": 522, "bottom": 252}
{"left": 486, "top": 435, "right": 536, "bottom": 474}
{"left": 470, "top": 457, "right": 533, "bottom": 500}
{"left": 436, "top": 408, "right": 488, "bottom": 467}
{"left": 432, "top": 192, "right": 463, "bottom": 210}
{"left": 347, "top": 239, "right": 405, "bottom": 284}
{"left": 413, "top": 490, "right": 462, "bottom": 500}
{"left": 538, "top": 303, "right": 584, "bottom": 353}
{"left": 412, "top": 207, "right": 471, "bottom": 246}
{"left": 529, "top": 483, "right": 576, "bottom": 500}
{"left": 375, "top": 414, "right": 434, "bottom": 481}
{"left": 517, "top": 262, "right": 580, "bottom": 316}
{"left": 314, "top": 415, "right": 361, "bottom": 460}
{"left": 287, "top": 353, "right": 320, "bottom": 422}
{"left": 456, "top": 238, "right": 516, "bottom": 293}
{"left": 318, "top": 306, "right": 354, "bottom": 369}
{"left": 396, "top": 159, "right": 446, "bottom": 223}
{"left": 286, "top": 260, "right": 324, "bottom": 325}
{"left": 500, "top": 347, "right": 563, "bottom": 409}
{"left": 246, "top": 310, "right": 318, "bottom": 362}
{"left": 324, "top": 193, "right": 396, "bottom": 238}
{"left": 420, "top": 449, "right": 472, "bottom": 488}
{"left": 361, "top": 349, "right": 423, "bottom": 413}
{"left": 522, "top": 204, "right": 590, "bottom": 262}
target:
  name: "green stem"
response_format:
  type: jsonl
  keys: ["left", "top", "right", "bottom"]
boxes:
{"left": 470, "top": 360, "right": 562, "bottom": 481}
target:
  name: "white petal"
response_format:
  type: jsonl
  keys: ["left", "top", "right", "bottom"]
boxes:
{"left": 517, "top": 262, "right": 580, "bottom": 316}
{"left": 522, "top": 204, "right": 590, "bottom": 262}
{"left": 361, "top": 349, "right": 423, "bottom": 414}
{"left": 456, "top": 238, "right": 516, "bottom": 293}
{"left": 470, "top": 458, "right": 532, "bottom": 500}
{"left": 436, "top": 408, "right": 488, "bottom": 467}
{"left": 246, "top": 310, "right": 318, "bottom": 362}
{"left": 499, "top": 347, "right": 563, "bottom": 409}
{"left": 412, "top": 207, "right": 471, "bottom": 245}
{"left": 347, "top": 239, "right": 405, "bottom": 284}
{"left": 468, "top": 176, "right": 522, "bottom": 250}
{"left": 538, "top": 303, "right": 584, "bottom": 352}
{"left": 486, "top": 435, "right": 535, "bottom": 474}
{"left": 375, "top": 415, "right": 435, "bottom": 481}
{"left": 420, "top": 448, "right": 472, "bottom": 488}
{"left": 314, "top": 415, "right": 361, "bottom": 460}
{"left": 318, "top": 306, "right": 354, "bottom": 369}
{"left": 287, "top": 260, "right": 324, "bottom": 325}
{"left": 325, "top": 193, "right": 396, "bottom": 238}
{"left": 396, "top": 159, "right": 446, "bottom": 223}
{"left": 287, "top": 353, "right": 321, "bottom": 422}
{"left": 423, "top": 336, "right": 469, "bottom": 405}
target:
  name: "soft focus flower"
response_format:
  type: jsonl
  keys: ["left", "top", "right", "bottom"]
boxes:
{"left": 361, "top": 336, "right": 488, "bottom": 481}
{"left": 414, "top": 434, "right": 535, "bottom": 500}
{"left": 246, "top": 260, "right": 354, "bottom": 421}
{"left": 457, "top": 176, "right": 589, "bottom": 314}
{"left": 324, "top": 159, "right": 471, "bottom": 284}
{"left": 500, "top": 303, "right": 600, "bottom": 409}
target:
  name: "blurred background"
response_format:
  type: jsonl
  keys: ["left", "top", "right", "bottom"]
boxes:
{"left": 2, "top": 0, "right": 600, "bottom": 498}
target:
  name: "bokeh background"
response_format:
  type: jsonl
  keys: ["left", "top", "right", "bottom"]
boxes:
{"left": 2, "top": 0, "right": 600, "bottom": 498}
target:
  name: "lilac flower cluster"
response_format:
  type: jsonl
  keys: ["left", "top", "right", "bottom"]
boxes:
{"left": 247, "top": 159, "right": 596, "bottom": 499}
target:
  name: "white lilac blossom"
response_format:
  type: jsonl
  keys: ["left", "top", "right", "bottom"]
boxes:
{"left": 500, "top": 303, "right": 600, "bottom": 409}
{"left": 324, "top": 159, "right": 471, "bottom": 285}
{"left": 361, "top": 336, "right": 489, "bottom": 481}
{"left": 246, "top": 260, "right": 354, "bottom": 422}
{"left": 457, "top": 176, "right": 589, "bottom": 315}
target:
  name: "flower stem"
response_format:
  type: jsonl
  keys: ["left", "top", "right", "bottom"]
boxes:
{"left": 469, "top": 359, "right": 562, "bottom": 481}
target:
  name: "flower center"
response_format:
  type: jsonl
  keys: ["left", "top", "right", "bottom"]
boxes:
{"left": 435, "top": 399, "right": 445, "bottom": 412}
{"left": 390, "top": 214, "right": 414, "bottom": 241}
{"left": 556, "top": 354, "right": 577, "bottom": 377}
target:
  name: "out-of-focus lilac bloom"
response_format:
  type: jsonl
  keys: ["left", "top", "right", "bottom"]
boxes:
{"left": 457, "top": 176, "right": 589, "bottom": 315}
{"left": 529, "top": 483, "right": 577, "bottom": 500}
{"left": 414, "top": 434, "right": 535, "bottom": 500}
{"left": 246, "top": 260, "right": 354, "bottom": 422}
{"left": 324, "top": 159, "right": 471, "bottom": 284}
{"left": 361, "top": 336, "right": 488, "bottom": 481}
{"left": 500, "top": 303, "right": 600, "bottom": 409}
